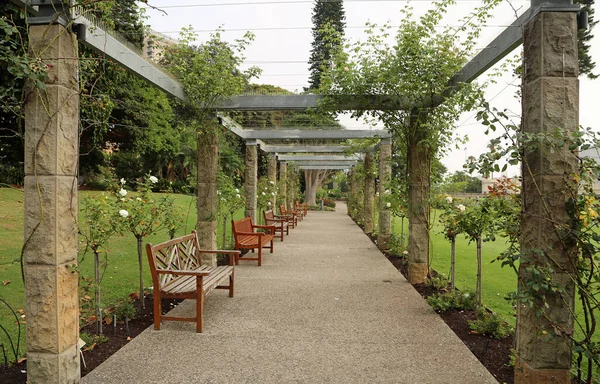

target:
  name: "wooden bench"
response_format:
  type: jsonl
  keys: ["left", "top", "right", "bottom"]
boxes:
{"left": 264, "top": 209, "right": 289, "bottom": 241}
{"left": 232, "top": 217, "right": 275, "bottom": 266}
{"left": 296, "top": 201, "right": 308, "bottom": 217}
{"left": 280, "top": 204, "right": 299, "bottom": 226}
{"left": 145, "top": 230, "right": 240, "bottom": 333}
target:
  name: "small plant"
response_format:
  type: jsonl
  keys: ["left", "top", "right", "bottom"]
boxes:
{"left": 468, "top": 307, "right": 513, "bottom": 339}
{"left": 80, "top": 332, "right": 109, "bottom": 351}
{"left": 426, "top": 274, "right": 449, "bottom": 290}
{"left": 114, "top": 300, "right": 136, "bottom": 322}
{"left": 427, "top": 290, "right": 477, "bottom": 312}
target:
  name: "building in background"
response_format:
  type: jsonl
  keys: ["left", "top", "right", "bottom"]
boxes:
{"left": 143, "top": 30, "right": 178, "bottom": 62}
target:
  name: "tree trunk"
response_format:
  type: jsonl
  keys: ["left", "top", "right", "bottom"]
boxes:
{"left": 197, "top": 124, "right": 218, "bottom": 266}
{"left": 450, "top": 237, "right": 456, "bottom": 292}
{"left": 407, "top": 115, "right": 431, "bottom": 284}
{"left": 94, "top": 248, "right": 102, "bottom": 334}
{"left": 305, "top": 169, "right": 330, "bottom": 206}
{"left": 137, "top": 236, "right": 145, "bottom": 309}
{"left": 244, "top": 142, "right": 258, "bottom": 222}
{"left": 476, "top": 236, "right": 482, "bottom": 308}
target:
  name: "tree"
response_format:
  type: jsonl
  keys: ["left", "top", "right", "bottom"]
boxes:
{"left": 575, "top": 0, "right": 598, "bottom": 78}
{"left": 442, "top": 171, "right": 482, "bottom": 193}
{"left": 321, "top": 0, "right": 499, "bottom": 283}
{"left": 161, "top": 28, "right": 259, "bottom": 262}
{"left": 307, "top": 0, "right": 346, "bottom": 90}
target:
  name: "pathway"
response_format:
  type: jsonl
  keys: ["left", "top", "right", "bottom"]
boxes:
{"left": 82, "top": 202, "right": 498, "bottom": 383}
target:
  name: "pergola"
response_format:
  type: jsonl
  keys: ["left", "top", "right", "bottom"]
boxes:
{"left": 17, "top": 0, "right": 581, "bottom": 382}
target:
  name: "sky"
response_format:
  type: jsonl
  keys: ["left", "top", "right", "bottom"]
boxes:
{"left": 142, "top": 0, "right": 599, "bottom": 177}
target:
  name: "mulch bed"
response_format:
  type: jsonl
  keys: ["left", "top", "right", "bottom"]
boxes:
{"left": 0, "top": 294, "right": 181, "bottom": 383}
{"left": 387, "top": 252, "right": 514, "bottom": 384}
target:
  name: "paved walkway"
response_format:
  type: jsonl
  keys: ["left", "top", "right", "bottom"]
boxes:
{"left": 83, "top": 202, "right": 498, "bottom": 384}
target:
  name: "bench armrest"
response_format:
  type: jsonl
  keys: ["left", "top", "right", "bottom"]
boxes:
{"left": 155, "top": 269, "right": 210, "bottom": 277}
{"left": 197, "top": 249, "right": 240, "bottom": 266}
{"left": 235, "top": 231, "right": 264, "bottom": 236}
{"left": 252, "top": 225, "right": 276, "bottom": 234}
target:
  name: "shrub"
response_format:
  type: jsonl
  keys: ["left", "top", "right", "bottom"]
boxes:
{"left": 427, "top": 290, "right": 476, "bottom": 312}
{"left": 323, "top": 198, "right": 336, "bottom": 208}
{"left": 80, "top": 332, "right": 109, "bottom": 350}
{"left": 0, "top": 163, "right": 24, "bottom": 186}
{"left": 468, "top": 308, "right": 513, "bottom": 339}
{"left": 114, "top": 300, "right": 136, "bottom": 321}
{"left": 426, "top": 274, "right": 449, "bottom": 290}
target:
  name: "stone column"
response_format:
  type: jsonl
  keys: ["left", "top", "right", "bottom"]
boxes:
{"left": 279, "top": 162, "right": 287, "bottom": 214}
{"left": 363, "top": 153, "right": 375, "bottom": 234}
{"left": 378, "top": 139, "right": 392, "bottom": 250}
{"left": 244, "top": 140, "right": 258, "bottom": 222}
{"left": 515, "top": 10, "right": 578, "bottom": 384}
{"left": 196, "top": 123, "right": 218, "bottom": 265}
{"left": 289, "top": 168, "right": 295, "bottom": 210}
{"left": 24, "top": 24, "right": 80, "bottom": 383}
{"left": 267, "top": 154, "right": 277, "bottom": 209}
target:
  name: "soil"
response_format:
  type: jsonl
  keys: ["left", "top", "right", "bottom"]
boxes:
{"left": 0, "top": 294, "right": 181, "bottom": 384}
{"left": 387, "top": 252, "right": 514, "bottom": 384}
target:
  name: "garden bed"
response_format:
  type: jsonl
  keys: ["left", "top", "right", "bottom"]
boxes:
{"left": 0, "top": 294, "right": 181, "bottom": 383}
{"left": 386, "top": 253, "right": 514, "bottom": 384}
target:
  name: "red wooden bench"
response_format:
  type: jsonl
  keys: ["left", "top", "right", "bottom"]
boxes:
{"left": 280, "top": 204, "right": 299, "bottom": 226}
{"left": 232, "top": 217, "right": 275, "bottom": 266}
{"left": 296, "top": 201, "right": 308, "bottom": 217}
{"left": 264, "top": 209, "right": 289, "bottom": 241}
{"left": 145, "top": 230, "right": 240, "bottom": 333}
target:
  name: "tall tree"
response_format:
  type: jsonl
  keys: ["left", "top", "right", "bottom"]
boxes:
{"left": 307, "top": 0, "right": 346, "bottom": 90}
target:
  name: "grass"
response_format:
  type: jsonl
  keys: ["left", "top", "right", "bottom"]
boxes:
{"left": 0, "top": 188, "right": 246, "bottom": 363}
{"left": 393, "top": 214, "right": 518, "bottom": 323}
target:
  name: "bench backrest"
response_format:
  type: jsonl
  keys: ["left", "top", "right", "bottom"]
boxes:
{"left": 146, "top": 231, "right": 201, "bottom": 290}
{"left": 232, "top": 216, "right": 254, "bottom": 237}
{"left": 264, "top": 210, "right": 275, "bottom": 221}
{"left": 279, "top": 205, "right": 287, "bottom": 215}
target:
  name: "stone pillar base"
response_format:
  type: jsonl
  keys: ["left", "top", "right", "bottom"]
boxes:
{"left": 515, "top": 358, "right": 570, "bottom": 384}
{"left": 408, "top": 262, "right": 428, "bottom": 284}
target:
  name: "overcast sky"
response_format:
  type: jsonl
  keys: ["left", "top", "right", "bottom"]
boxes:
{"left": 143, "top": 0, "right": 599, "bottom": 177}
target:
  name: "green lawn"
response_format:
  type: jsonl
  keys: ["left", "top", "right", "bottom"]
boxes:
{"left": 0, "top": 188, "right": 245, "bottom": 362}
{"left": 392, "top": 213, "right": 519, "bottom": 323}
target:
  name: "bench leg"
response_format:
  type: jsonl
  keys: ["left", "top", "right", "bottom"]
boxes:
{"left": 279, "top": 228, "right": 284, "bottom": 242}
{"left": 196, "top": 276, "right": 204, "bottom": 333}
{"left": 258, "top": 246, "right": 262, "bottom": 266}
{"left": 270, "top": 239, "right": 274, "bottom": 253}
{"left": 229, "top": 271, "right": 234, "bottom": 298}
{"left": 153, "top": 289, "right": 162, "bottom": 330}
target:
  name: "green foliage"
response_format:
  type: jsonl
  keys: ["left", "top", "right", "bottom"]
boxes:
{"left": 441, "top": 171, "right": 482, "bottom": 193}
{"left": 79, "top": 332, "right": 109, "bottom": 350}
{"left": 426, "top": 274, "right": 449, "bottom": 290}
{"left": 575, "top": 0, "right": 598, "bottom": 79}
{"left": 113, "top": 300, "right": 136, "bottom": 321}
{"left": 427, "top": 290, "right": 477, "bottom": 312}
{"left": 468, "top": 308, "right": 513, "bottom": 339}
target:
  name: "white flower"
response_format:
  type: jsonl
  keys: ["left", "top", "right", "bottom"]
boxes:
{"left": 445, "top": 196, "right": 453, "bottom": 204}
{"left": 262, "top": 192, "right": 266, "bottom": 196}
{"left": 268, "top": 202, "right": 272, "bottom": 206}
{"left": 269, "top": 181, "right": 275, "bottom": 185}
{"left": 344, "top": 66, "right": 349, "bottom": 71}
{"left": 136, "top": 197, "right": 142, "bottom": 202}
{"left": 402, "top": 250, "right": 408, "bottom": 255}
{"left": 463, "top": 293, "right": 470, "bottom": 298}
{"left": 235, "top": 188, "right": 239, "bottom": 193}
{"left": 217, "top": 190, "right": 221, "bottom": 195}
{"left": 457, "top": 204, "right": 466, "bottom": 212}
{"left": 149, "top": 175, "right": 158, "bottom": 184}
{"left": 120, "top": 178, "right": 126, "bottom": 184}
{"left": 271, "top": 192, "right": 275, "bottom": 196}
{"left": 119, "top": 188, "right": 127, "bottom": 197}
{"left": 386, "top": 202, "right": 391, "bottom": 208}
{"left": 384, "top": 189, "right": 391, "bottom": 195}
{"left": 119, "top": 210, "right": 129, "bottom": 218}
{"left": 376, "top": 192, "right": 379, "bottom": 197}
{"left": 236, "top": 194, "right": 241, "bottom": 198}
